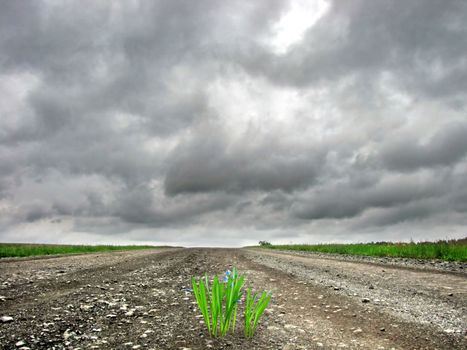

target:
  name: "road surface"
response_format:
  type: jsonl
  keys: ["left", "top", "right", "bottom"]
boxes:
{"left": 0, "top": 248, "right": 465, "bottom": 349}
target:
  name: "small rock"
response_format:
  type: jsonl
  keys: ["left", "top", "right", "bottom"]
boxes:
{"left": 80, "top": 304, "right": 93, "bottom": 311}
{"left": 284, "top": 324, "right": 297, "bottom": 330}
{"left": 15, "top": 340, "right": 26, "bottom": 347}
{"left": 361, "top": 298, "right": 370, "bottom": 303}
{"left": 353, "top": 328, "right": 363, "bottom": 334}
{"left": 63, "top": 329, "right": 73, "bottom": 340}
{"left": 1, "top": 316, "right": 13, "bottom": 323}
{"left": 380, "top": 327, "right": 385, "bottom": 332}
{"left": 125, "top": 310, "right": 135, "bottom": 317}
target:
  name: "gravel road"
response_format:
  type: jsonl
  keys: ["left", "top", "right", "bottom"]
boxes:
{"left": 0, "top": 248, "right": 465, "bottom": 349}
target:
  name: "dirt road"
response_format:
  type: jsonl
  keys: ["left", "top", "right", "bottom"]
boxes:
{"left": 0, "top": 248, "right": 465, "bottom": 349}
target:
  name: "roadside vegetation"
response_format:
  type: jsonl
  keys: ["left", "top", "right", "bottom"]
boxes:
{"left": 0, "top": 243, "right": 158, "bottom": 258}
{"left": 257, "top": 238, "right": 467, "bottom": 262}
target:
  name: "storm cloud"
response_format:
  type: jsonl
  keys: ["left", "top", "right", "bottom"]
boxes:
{"left": 1, "top": 0, "right": 466, "bottom": 246}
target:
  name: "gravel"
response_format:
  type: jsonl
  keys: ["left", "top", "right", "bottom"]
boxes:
{"left": 1, "top": 248, "right": 466, "bottom": 349}
{"left": 245, "top": 249, "right": 467, "bottom": 335}
{"left": 256, "top": 248, "right": 467, "bottom": 274}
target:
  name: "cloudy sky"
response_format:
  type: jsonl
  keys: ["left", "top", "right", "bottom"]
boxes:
{"left": 1, "top": 0, "right": 467, "bottom": 246}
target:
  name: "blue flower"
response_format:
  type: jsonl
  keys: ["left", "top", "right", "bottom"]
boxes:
{"left": 223, "top": 269, "right": 232, "bottom": 283}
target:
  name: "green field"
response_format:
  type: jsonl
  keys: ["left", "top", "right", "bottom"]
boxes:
{"left": 257, "top": 238, "right": 467, "bottom": 262}
{"left": 0, "top": 243, "right": 158, "bottom": 258}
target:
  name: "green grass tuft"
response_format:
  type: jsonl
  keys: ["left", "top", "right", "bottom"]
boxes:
{"left": 192, "top": 268, "right": 245, "bottom": 337}
{"left": 192, "top": 268, "right": 271, "bottom": 338}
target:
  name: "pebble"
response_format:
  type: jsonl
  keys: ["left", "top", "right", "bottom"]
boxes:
{"left": 361, "top": 298, "right": 370, "bottom": 303}
{"left": 353, "top": 328, "right": 363, "bottom": 334}
{"left": 1, "top": 315, "right": 14, "bottom": 323}
{"left": 15, "top": 340, "right": 26, "bottom": 347}
{"left": 63, "top": 329, "right": 73, "bottom": 340}
{"left": 125, "top": 310, "right": 135, "bottom": 317}
{"left": 284, "top": 324, "right": 297, "bottom": 330}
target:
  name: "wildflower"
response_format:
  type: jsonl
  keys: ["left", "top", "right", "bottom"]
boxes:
{"left": 223, "top": 269, "right": 232, "bottom": 283}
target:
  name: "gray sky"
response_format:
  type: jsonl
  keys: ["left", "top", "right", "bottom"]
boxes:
{"left": 1, "top": 0, "right": 466, "bottom": 246}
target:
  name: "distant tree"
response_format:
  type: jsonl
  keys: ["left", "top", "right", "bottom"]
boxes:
{"left": 258, "top": 240, "right": 272, "bottom": 247}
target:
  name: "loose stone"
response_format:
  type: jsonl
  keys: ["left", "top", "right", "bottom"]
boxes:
{"left": 1, "top": 316, "right": 13, "bottom": 323}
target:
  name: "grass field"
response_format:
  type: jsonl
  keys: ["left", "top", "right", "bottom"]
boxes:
{"left": 0, "top": 243, "right": 158, "bottom": 258}
{"left": 258, "top": 238, "right": 467, "bottom": 262}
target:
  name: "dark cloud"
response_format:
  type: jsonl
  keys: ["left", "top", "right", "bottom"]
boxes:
{"left": 380, "top": 121, "right": 467, "bottom": 171}
{"left": 1, "top": 0, "right": 466, "bottom": 245}
{"left": 292, "top": 171, "right": 444, "bottom": 220}
{"left": 354, "top": 200, "right": 439, "bottom": 228}
{"left": 164, "top": 130, "right": 323, "bottom": 195}
{"left": 239, "top": 0, "right": 467, "bottom": 100}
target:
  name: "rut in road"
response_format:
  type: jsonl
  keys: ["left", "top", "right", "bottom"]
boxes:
{"left": 0, "top": 248, "right": 465, "bottom": 350}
